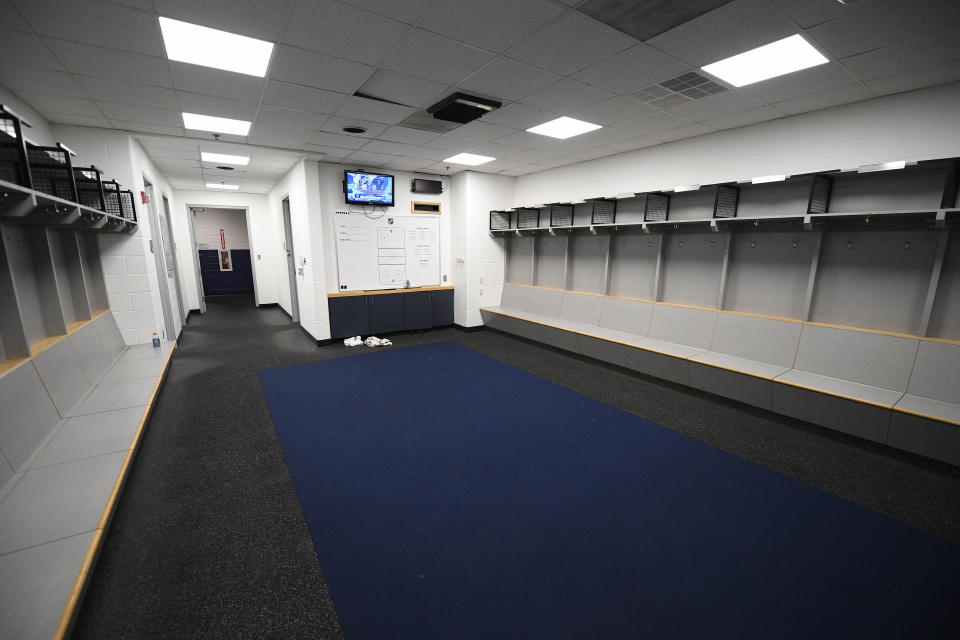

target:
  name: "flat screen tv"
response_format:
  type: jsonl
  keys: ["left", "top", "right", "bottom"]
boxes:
{"left": 344, "top": 170, "right": 394, "bottom": 206}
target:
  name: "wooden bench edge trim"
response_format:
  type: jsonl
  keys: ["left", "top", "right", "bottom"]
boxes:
{"left": 52, "top": 343, "right": 176, "bottom": 640}
{"left": 328, "top": 285, "right": 454, "bottom": 298}
{"left": 502, "top": 282, "right": 960, "bottom": 345}
{"left": 890, "top": 404, "right": 960, "bottom": 428}
{"left": 770, "top": 377, "right": 899, "bottom": 410}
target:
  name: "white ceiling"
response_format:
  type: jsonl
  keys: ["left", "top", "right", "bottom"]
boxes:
{"left": 1, "top": 0, "right": 959, "bottom": 194}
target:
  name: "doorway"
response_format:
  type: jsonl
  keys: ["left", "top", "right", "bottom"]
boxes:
{"left": 144, "top": 178, "right": 179, "bottom": 340}
{"left": 191, "top": 207, "right": 256, "bottom": 299}
{"left": 162, "top": 194, "right": 187, "bottom": 322}
{"left": 281, "top": 197, "right": 300, "bottom": 324}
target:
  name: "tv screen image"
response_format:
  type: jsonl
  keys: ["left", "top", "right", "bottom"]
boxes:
{"left": 345, "top": 171, "right": 394, "bottom": 206}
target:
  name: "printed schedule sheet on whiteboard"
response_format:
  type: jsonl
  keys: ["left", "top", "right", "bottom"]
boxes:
{"left": 334, "top": 212, "right": 440, "bottom": 291}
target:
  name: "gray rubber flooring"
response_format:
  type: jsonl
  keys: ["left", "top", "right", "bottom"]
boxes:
{"left": 73, "top": 293, "right": 960, "bottom": 639}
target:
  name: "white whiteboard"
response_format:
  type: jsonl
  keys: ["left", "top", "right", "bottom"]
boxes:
{"left": 334, "top": 212, "right": 440, "bottom": 292}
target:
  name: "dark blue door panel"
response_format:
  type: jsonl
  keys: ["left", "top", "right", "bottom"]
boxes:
{"left": 403, "top": 292, "right": 432, "bottom": 330}
{"left": 329, "top": 297, "right": 370, "bottom": 338}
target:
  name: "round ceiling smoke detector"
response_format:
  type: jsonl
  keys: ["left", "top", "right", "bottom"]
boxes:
{"left": 342, "top": 126, "right": 367, "bottom": 134}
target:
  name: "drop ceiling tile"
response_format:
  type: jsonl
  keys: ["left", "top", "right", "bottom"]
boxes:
{"left": 96, "top": 101, "right": 181, "bottom": 126}
{"left": 44, "top": 114, "right": 112, "bottom": 128}
{"left": 152, "top": 0, "right": 294, "bottom": 41}
{"left": 378, "top": 125, "right": 442, "bottom": 145}
{"left": 647, "top": 0, "right": 796, "bottom": 67}
{"left": 520, "top": 79, "right": 615, "bottom": 114}
{"left": 465, "top": 141, "right": 524, "bottom": 159}
{"left": 284, "top": 0, "right": 409, "bottom": 65}
{"left": 169, "top": 63, "right": 265, "bottom": 102}
{"left": 249, "top": 121, "right": 315, "bottom": 140}
{"left": 338, "top": 0, "right": 432, "bottom": 24}
{"left": 447, "top": 121, "right": 518, "bottom": 142}
{"left": 806, "top": 0, "right": 960, "bottom": 59}
{"left": 700, "top": 105, "right": 784, "bottom": 130}
{"left": 569, "top": 97, "right": 659, "bottom": 126}
{"left": 305, "top": 144, "right": 354, "bottom": 159}
{"left": 109, "top": 120, "right": 185, "bottom": 136}
{"left": 840, "top": 27, "right": 960, "bottom": 81}
{"left": 421, "top": 133, "right": 482, "bottom": 151}
{"left": 262, "top": 81, "right": 347, "bottom": 115}
{"left": 0, "top": 66, "right": 85, "bottom": 97}
{"left": 562, "top": 125, "right": 632, "bottom": 147}
{"left": 346, "top": 150, "right": 401, "bottom": 166}
{"left": 769, "top": 0, "right": 887, "bottom": 29}
{"left": 506, "top": 10, "right": 637, "bottom": 75}
{"left": 500, "top": 164, "right": 546, "bottom": 176}
{"left": 458, "top": 58, "right": 561, "bottom": 103}
{"left": 0, "top": 29, "right": 63, "bottom": 70}
{"left": 317, "top": 116, "right": 388, "bottom": 138}
{"left": 334, "top": 95, "right": 416, "bottom": 124}
{"left": 357, "top": 140, "right": 417, "bottom": 156}
{"left": 310, "top": 131, "right": 377, "bottom": 149}
{"left": 382, "top": 156, "right": 435, "bottom": 171}
{"left": 75, "top": 75, "right": 179, "bottom": 110}
{"left": 406, "top": 146, "right": 457, "bottom": 161}
{"left": 866, "top": 59, "right": 960, "bottom": 96}
{"left": 175, "top": 92, "right": 258, "bottom": 121}
{"left": 12, "top": 0, "right": 165, "bottom": 57}
{"left": 739, "top": 63, "right": 857, "bottom": 103}
{"left": 146, "top": 147, "right": 198, "bottom": 160}
{"left": 45, "top": 39, "right": 172, "bottom": 87}
{"left": 773, "top": 83, "right": 876, "bottom": 115}
{"left": 419, "top": 0, "right": 565, "bottom": 53}
{"left": 667, "top": 90, "right": 763, "bottom": 122}
{"left": 256, "top": 105, "right": 325, "bottom": 130}
{"left": 271, "top": 46, "right": 374, "bottom": 94}
{"left": 480, "top": 102, "right": 560, "bottom": 129}
{"left": 499, "top": 148, "right": 558, "bottom": 164}
{"left": 572, "top": 43, "right": 691, "bottom": 95}
{"left": 494, "top": 130, "right": 550, "bottom": 149}
{"left": 15, "top": 92, "right": 100, "bottom": 118}
{"left": 380, "top": 28, "right": 496, "bottom": 85}
{"left": 651, "top": 122, "right": 717, "bottom": 142}
{"left": 610, "top": 111, "right": 692, "bottom": 135}
{"left": 357, "top": 70, "right": 450, "bottom": 109}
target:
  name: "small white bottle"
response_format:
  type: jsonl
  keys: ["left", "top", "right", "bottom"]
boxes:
{"left": 152, "top": 330, "right": 160, "bottom": 348}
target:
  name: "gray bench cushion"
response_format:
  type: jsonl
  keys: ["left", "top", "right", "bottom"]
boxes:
{"left": 500, "top": 283, "right": 532, "bottom": 312}
{"left": 691, "top": 352, "right": 790, "bottom": 379}
{"left": 894, "top": 395, "right": 960, "bottom": 426}
{"left": 647, "top": 305, "right": 717, "bottom": 351}
{"left": 792, "top": 325, "right": 919, "bottom": 392}
{"left": 709, "top": 313, "right": 802, "bottom": 368}
{"left": 774, "top": 369, "right": 904, "bottom": 407}
{"left": 528, "top": 287, "right": 564, "bottom": 318}
{"left": 560, "top": 292, "right": 605, "bottom": 326}
{"left": 905, "top": 341, "right": 960, "bottom": 404}
{"left": 598, "top": 298, "right": 653, "bottom": 335}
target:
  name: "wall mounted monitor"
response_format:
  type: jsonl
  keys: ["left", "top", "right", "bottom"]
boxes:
{"left": 344, "top": 170, "right": 394, "bottom": 206}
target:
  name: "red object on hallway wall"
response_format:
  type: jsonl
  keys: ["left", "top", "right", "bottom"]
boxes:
{"left": 141, "top": 190, "right": 148, "bottom": 204}
{"left": 220, "top": 229, "right": 226, "bottom": 250}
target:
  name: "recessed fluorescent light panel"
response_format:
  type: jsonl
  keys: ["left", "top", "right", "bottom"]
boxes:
{"left": 200, "top": 152, "right": 250, "bottom": 166}
{"left": 183, "top": 113, "right": 251, "bottom": 136}
{"left": 159, "top": 17, "right": 274, "bottom": 77}
{"left": 701, "top": 34, "right": 828, "bottom": 87}
{"left": 444, "top": 153, "right": 496, "bottom": 166}
{"left": 858, "top": 160, "right": 906, "bottom": 173}
{"left": 206, "top": 183, "right": 239, "bottom": 190}
{"left": 527, "top": 116, "right": 602, "bottom": 139}
{"left": 673, "top": 184, "right": 700, "bottom": 192}
{"left": 752, "top": 174, "right": 788, "bottom": 184}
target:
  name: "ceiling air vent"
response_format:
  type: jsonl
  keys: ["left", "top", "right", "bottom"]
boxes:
{"left": 630, "top": 71, "right": 727, "bottom": 109}
{"left": 427, "top": 92, "right": 502, "bottom": 125}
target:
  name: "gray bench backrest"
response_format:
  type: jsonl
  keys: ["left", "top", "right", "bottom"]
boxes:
{"left": 560, "top": 292, "right": 605, "bottom": 326}
{"left": 599, "top": 298, "right": 653, "bottom": 336}
{"left": 710, "top": 313, "right": 803, "bottom": 368}
{"left": 529, "top": 287, "right": 564, "bottom": 318}
{"left": 793, "top": 325, "right": 919, "bottom": 391}
{"left": 905, "top": 341, "right": 960, "bottom": 404}
{"left": 500, "top": 283, "right": 532, "bottom": 312}
{"left": 0, "top": 362, "right": 61, "bottom": 474}
{"left": 648, "top": 305, "right": 717, "bottom": 350}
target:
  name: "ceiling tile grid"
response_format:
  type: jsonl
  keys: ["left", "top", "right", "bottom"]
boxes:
{"left": 0, "top": 0, "right": 957, "bottom": 189}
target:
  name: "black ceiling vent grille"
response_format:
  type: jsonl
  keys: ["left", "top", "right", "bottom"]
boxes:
{"left": 427, "top": 92, "right": 502, "bottom": 125}
{"left": 576, "top": 0, "right": 733, "bottom": 43}
{"left": 490, "top": 210, "right": 511, "bottom": 231}
{"left": 516, "top": 207, "right": 540, "bottom": 229}
{"left": 590, "top": 199, "right": 617, "bottom": 225}
{"left": 631, "top": 71, "right": 726, "bottom": 109}
{"left": 644, "top": 193, "right": 670, "bottom": 222}
{"left": 713, "top": 185, "right": 740, "bottom": 219}
{"left": 807, "top": 175, "right": 833, "bottom": 214}
{"left": 549, "top": 204, "right": 574, "bottom": 227}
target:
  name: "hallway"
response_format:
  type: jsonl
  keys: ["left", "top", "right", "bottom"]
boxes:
{"left": 73, "top": 295, "right": 960, "bottom": 639}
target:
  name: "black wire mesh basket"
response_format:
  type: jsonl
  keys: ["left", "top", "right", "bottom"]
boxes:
{"left": 490, "top": 210, "right": 511, "bottom": 231}
{"left": 590, "top": 199, "right": 617, "bottom": 225}
{"left": 0, "top": 108, "right": 30, "bottom": 187}
{"left": 549, "top": 204, "right": 574, "bottom": 227}
{"left": 644, "top": 193, "right": 670, "bottom": 222}
{"left": 516, "top": 207, "right": 540, "bottom": 229}
{"left": 102, "top": 179, "right": 123, "bottom": 217}
{"left": 73, "top": 166, "right": 105, "bottom": 211}
{"left": 27, "top": 144, "right": 76, "bottom": 201}
{"left": 119, "top": 190, "right": 138, "bottom": 222}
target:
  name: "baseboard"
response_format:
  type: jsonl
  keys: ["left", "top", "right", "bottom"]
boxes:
{"left": 257, "top": 302, "right": 279, "bottom": 309}
{"left": 454, "top": 323, "right": 485, "bottom": 333}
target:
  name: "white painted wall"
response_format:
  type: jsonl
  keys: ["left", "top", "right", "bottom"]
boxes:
{"left": 194, "top": 208, "right": 250, "bottom": 250}
{"left": 168, "top": 190, "right": 276, "bottom": 311}
{"left": 515, "top": 82, "right": 960, "bottom": 206}
{"left": 449, "top": 172, "right": 511, "bottom": 327}
{"left": 0, "top": 84, "right": 55, "bottom": 146}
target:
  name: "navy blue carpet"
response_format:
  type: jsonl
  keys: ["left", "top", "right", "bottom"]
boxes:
{"left": 258, "top": 342, "right": 960, "bottom": 639}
